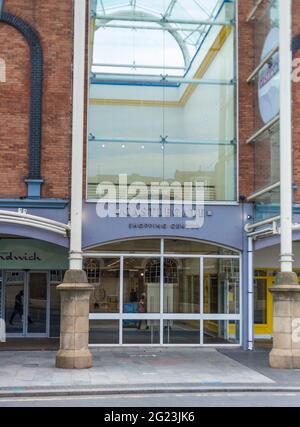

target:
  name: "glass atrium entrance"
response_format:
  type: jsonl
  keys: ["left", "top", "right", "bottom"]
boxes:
{"left": 84, "top": 239, "right": 242, "bottom": 346}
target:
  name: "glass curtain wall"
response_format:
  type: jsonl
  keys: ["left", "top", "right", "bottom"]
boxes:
{"left": 87, "top": 0, "right": 237, "bottom": 202}
{"left": 250, "top": 0, "right": 280, "bottom": 219}
{"left": 86, "top": 238, "right": 241, "bottom": 345}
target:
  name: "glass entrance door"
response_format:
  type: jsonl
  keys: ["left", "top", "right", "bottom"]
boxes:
{"left": 86, "top": 238, "right": 242, "bottom": 346}
{"left": 5, "top": 272, "right": 25, "bottom": 336}
{"left": 27, "top": 272, "right": 48, "bottom": 336}
{"left": 4, "top": 271, "right": 49, "bottom": 337}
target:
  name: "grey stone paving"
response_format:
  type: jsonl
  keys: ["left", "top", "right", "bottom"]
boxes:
{"left": 0, "top": 347, "right": 273, "bottom": 390}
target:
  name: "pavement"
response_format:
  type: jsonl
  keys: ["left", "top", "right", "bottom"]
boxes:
{"left": 0, "top": 347, "right": 300, "bottom": 397}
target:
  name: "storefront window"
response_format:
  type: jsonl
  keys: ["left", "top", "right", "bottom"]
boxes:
{"left": 86, "top": 258, "right": 120, "bottom": 313}
{"left": 87, "top": 0, "right": 237, "bottom": 202}
{"left": 87, "top": 239, "right": 161, "bottom": 253}
{"left": 0, "top": 271, "right": 3, "bottom": 321}
{"left": 123, "top": 320, "right": 160, "bottom": 345}
{"left": 163, "top": 320, "right": 200, "bottom": 345}
{"left": 85, "top": 238, "right": 241, "bottom": 345}
{"left": 90, "top": 320, "right": 119, "bottom": 344}
{"left": 204, "top": 258, "right": 240, "bottom": 314}
{"left": 5, "top": 272, "right": 25, "bottom": 335}
{"left": 254, "top": 278, "right": 267, "bottom": 325}
{"left": 203, "top": 320, "right": 240, "bottom": 344}
{"left": 50, "top": 271, "right": 65, "bottom": 338}
{"left": 164, "top": 239, "right": 239, "bottom": 255}
{"left": 124, "top": 258, "right": 160, "bottom": 314}
{"left": 164, "top": 258, "right": 200, "bottom": 314}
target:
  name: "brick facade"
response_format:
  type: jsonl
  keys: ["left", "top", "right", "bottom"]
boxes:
{"left": 1, "top": 0, "right": 300, "bottom": 204}
{"left": 0, "top": 0, "right": 73, "bottom": 199}
{"left": 237, "top": 0, "right": 255, "bottom": 199}
{"left": 239, "top": 0, "right": 300, "bottom": 203}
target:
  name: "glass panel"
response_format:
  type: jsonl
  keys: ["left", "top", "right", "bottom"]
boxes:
{"left": 253, "top": 0, "right": 279, "bottom": 131}
{"left": 164, "top": 142, "right": 236, "bottom": 202}
{"left": 254, "top": 187, "right": 280, "bottom": 220}
{"left": 254, "top": 279, "right": 267, "bottom": 325}
{"left": 86, "top": 258, "right": 120, "bottom": 313}
{"left": 90, "top": 320, "right": 119, "bottom": 344}
{"left": 123, "top": 319, "right": 160, "bottom": 344}
{"left": 204, "top": 259, "right": 240, "bottom": 314}
{"left": 163, "top": 320, "right": 200, "bottom": 344}
{"left": 50, "top": 283, "right": 60, "bottom": 338}
{"left": 5, "top": 272, "right": 25, "bottom": 335}
{"left": 203, "top": 320, "right": 240, "bottom": 344}
{"left": 164, "top": 239, "right": 239, "bottom": 255}
{"left": 92, "top": 25, "right": 185, "bottom": 77}
{"left": 88, "top": 1, "right": 237, "bottom": 203}
{"left": 49, "top": 270, "right": 64, "bottom": 338}
{"left": 164, "top": 258, "right": 200, "bottom": 314}
{"left": 164, "top": 83, "right": 235, "bottom": 142}
{"left": 124, "top": 258, "right": 160, "bottom": 314}
{"left": 0, "top": 271, "right": 3, "bottom": 320}
{"left": 92, "top": 1, "right": 235, "bottom": 77}
{"left": 88, "top": 140, "right": 236, "bottom": 202}
{"left": 254, "top": 122, "right": 279, "bottom": 192}
{"left": 88, "top": 239, "right": 161, "bottom": 253}
{"left": 27, "top": 273, "right": 47, "bottom": 334}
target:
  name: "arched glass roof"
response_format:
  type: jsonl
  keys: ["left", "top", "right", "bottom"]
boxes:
{"left": 91, "top": 0, "right": 233, "bottom": 76}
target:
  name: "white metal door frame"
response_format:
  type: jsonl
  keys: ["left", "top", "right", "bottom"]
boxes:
{"left": 4, "top": 270, "right": 50, "bottom": 338}
{"left": 86, "top": 238, "right": 242, "bottom": 347}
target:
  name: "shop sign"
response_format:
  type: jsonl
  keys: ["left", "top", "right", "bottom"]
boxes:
{"left": 258, "top": 27, "right": 279, "bottom": 124}
{"left": 0, "top": 239, "right": 68, "bottom": 270}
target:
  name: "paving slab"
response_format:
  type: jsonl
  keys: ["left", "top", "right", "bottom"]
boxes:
{"left": 0, "top": 347, "right": 274, "bottom": 393}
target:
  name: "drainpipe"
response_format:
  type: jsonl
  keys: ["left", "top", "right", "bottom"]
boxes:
{"left": 69, "top": 0, "right": 86, "bottom": 269}
{"left": 247, "top": 237, "right": 254, "bottom": 351}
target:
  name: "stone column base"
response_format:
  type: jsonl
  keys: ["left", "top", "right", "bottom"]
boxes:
{"left": 56, "top": 349, "right": 93, "bottom": 370}
{"left": 55, "top": 270, "right": 94, "bottom": 370}
{"left": 269, "top": 272, "right": 300, "bottom": 369}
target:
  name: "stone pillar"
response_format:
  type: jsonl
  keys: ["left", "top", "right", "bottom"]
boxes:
{"left": 56, "top": 270, "right": 94, "bottom": 369}
{"left": 269, "top": 272, "right": 300, "bottom": 369}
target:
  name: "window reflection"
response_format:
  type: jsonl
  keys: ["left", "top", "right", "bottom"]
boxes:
{"left": 88, "top": 1, "right": 237, "bottom": 202}
{"left": 164, "top": 259, "right": 200, "bottom": 314}
{"left": 85, "top": 258, "right": 120, "bottom": 313}
{"left": 204, "top": 259, "right": 240, "bottom": 314}
{"left": 123, "top": 258, "right": 160, "bottom": 314}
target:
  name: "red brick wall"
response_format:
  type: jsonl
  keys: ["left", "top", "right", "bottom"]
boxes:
{"left": 0, "top": 0, "right": 73, "bottom": 199}
{"left": 238, "top": 0, "right": 255, "bottom": 198}
{"left": 239, "top": 0, "right": 300, "bottom": 202}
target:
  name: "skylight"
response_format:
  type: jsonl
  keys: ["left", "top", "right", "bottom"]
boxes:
{"left": 90, "top": 0, "right": 233, "bottom": 77}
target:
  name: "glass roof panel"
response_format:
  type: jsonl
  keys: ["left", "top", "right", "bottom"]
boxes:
{"left": 96, "top": 0, "right": 224, "bottom": 20}
{"left": 92, "top": 0, "right": 234, "bottom": 77}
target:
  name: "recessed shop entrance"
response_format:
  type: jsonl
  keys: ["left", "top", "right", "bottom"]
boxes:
{"left": 84, "top": 238, "right": 242, "bottom": 347}
{"left": 4, "top": 271, "right": 49, "bottom": 337}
